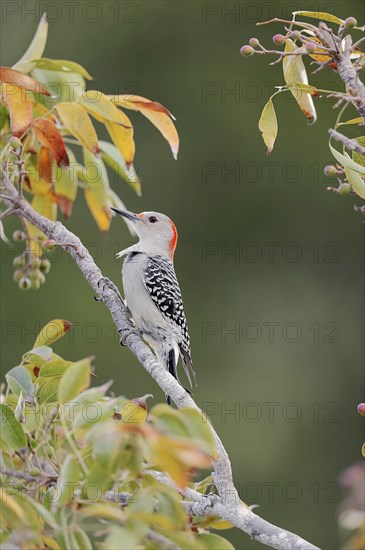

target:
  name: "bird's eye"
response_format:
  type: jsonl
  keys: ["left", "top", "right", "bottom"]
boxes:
{"left": 148, "top": 216, "right": 158, "bottom": 223}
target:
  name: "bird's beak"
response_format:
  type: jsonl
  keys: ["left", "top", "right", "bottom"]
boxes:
{"left": 110, "top": 207, "right": 140, "bottom": 222}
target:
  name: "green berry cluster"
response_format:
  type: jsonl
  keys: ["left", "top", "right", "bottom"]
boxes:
{"left": 12, "top": 230, "right": 51, "bottom": 291}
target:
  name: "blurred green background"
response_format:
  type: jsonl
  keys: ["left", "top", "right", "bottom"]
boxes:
{"left": 1, "top": 1, "right": 364, "bottom": 549}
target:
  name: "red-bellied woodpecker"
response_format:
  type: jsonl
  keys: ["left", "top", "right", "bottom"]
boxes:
{"left": 111, "top": 208, "right": 197, "bottom": 403}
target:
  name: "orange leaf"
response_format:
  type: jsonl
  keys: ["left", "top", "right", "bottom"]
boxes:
{"left": 0, "top": 67, "right": 50, "bottom": 95}
{"left": 307, "top": 37, "right": 332, "bottom": 64}
{"left": 38, "top": 146, "right": 53, "bottom": 183}
{"left": 110, "top": 95, "right": 179, "bottom": 159}
{"left": 33, "top": 118, "right": 69, "bottom": 167}
{"left": 2, "top": 84, "right": 32, "bottom": 137}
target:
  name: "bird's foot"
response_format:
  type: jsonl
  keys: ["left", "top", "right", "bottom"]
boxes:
{"left": 202, "top": 493, "right": 219, "bottom": 512}
{"left": 95, "top": 277, "right": 124, "bottom": 303}
{"left": 119, "top": 326, "right": 141, "bottom": 347}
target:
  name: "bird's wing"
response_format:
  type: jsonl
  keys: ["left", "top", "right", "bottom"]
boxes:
{"left": 143, "top": 255, "right": 196, "bottom": 387}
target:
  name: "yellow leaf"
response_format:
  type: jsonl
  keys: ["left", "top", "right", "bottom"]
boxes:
{"left": 110, "top": 94, "right": 179, "bottom": 159}
{"left": 0, "top": 490, "right": 26, "bottom": 521}
{"left": 34, "top": 319, "right": 72, "bottom": 348}
{"left": 306, "top": 37, "right": 332, "bottom": 64}
{"left": 283, "top": 38, "right": 317, "bottom": 123}
{"left": 258, "top": 98, "right": 278, "bottom": 154}
{"left": 2, "top": 83, "right": 32, "bottom": 137}
{"left": 83, "top": 149, "right": 112, "bottom": 231}
{"left": 14, "top": 13, "right": 48, "bottom": 70}
{"left": 42, "top": 536, "right": 61, "bottom": 550}
{"left": 293, "top": 11, "right": 345, "bottom": 25}
{"left": 105, "top": 119, "right": 135, "bottom": 166}
{"left": 338, "top": 117, "right": 364, "bottom": 127}
{"left": 79, "top": 91, "right": 132, "bottom": 125}
{"left": 55, "top": 102, "right": 99, "bottom": 154}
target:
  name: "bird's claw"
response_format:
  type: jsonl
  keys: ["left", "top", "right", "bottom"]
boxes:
{"left": 96, "top": 277, "right": 124, "bottom": 303}
{"left": 119, "top": 327, "right": 141, "bottom": 347}
{"left": 202, "top": 493, "right": 219, "bottom": 512}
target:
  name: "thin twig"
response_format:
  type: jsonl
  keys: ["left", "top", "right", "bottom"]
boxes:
{"left": 329, "top": 129, "right": 365, "bottom": 154}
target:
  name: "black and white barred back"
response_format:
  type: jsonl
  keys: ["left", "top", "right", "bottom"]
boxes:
{"left": 143, "top": 255, "right": 196, "bottom": 386}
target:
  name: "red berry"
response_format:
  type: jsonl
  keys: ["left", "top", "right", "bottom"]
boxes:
{"left": 240, "top": 45, "right": 255, "bottom": 57}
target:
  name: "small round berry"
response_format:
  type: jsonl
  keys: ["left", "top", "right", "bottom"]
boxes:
{"left": 357, "top": 403, "right": 365, "bottom": 417}
{"left": 249, "top": 38, "right": 259, "bottom": 48}
{"left": 13, "top": 230, "right": 26, "bottom": 242}
{"left": 344, "top": 17, "right": 357, "bottom": 28}
{"left": 9, "top": 136, "right": 22, "bottom": 149}
{"left": 305, "top": 42, "right": 317, "bottom": 54}
{"left": 19, "top": 277, "right": 31, "bottom": 290}
{"left": 273, "top": 34, "right": 286, "bottom": 46}
{"left": 13, "top": 255, "right": 25, "bottom": 268}
{"left": 30, "top": 257, "right": 41, "bottom": 268}
{"left": 291, "top": 30, "right": 301, "bottom": 41}
{"left": 338, "top": 183, "right": 351, "bottom": 195}
{"left": 323, "top": 165, "right": 337, "bottom": 177}
{"left": 31, "top": 278, "right": 41, "bottom": 290}
{"left": 240, "top": 45, "right": 255, "bottom": 57}
{"left": 40, "top": 259, "right": 51, "bottom": 274}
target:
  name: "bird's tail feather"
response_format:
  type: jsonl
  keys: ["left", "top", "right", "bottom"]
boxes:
{"left": 179, "top": 346, "right": 197, "bottom": 388}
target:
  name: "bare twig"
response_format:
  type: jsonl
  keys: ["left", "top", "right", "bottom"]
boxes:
{"left": 1, "top": 175, "right": 321, "bottom": 550}
{"left": 147, "top": 470, "right": 320, "bottom": 550}
{"left": 328, "top": 129, "right": 365, "bottom": 154}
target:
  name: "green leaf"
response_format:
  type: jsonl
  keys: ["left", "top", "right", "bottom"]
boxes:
{"left": 58, "top": 357, "right": 91, "bottom": 403}
{"left": 353, "top": 136, "right": 365, "bottom": 169}
{"left": 0, "top": 404, "right": 27, "bottom": 450}
{"left": 150, "top": 404, "right": 191, "bottom": 438}
{"left": 179, "top": 408, "right": 216, "bottom": 456}
{"left": 39, "top": 378, "right": 60, "bottom": 403}
{"left": 258, "top": 98, "right": 278, "bottom": 154}
{"left": 14, "top": 14, "right": 48, "bottom": 70}
{"left": 38, "top": 360, "right": 72, "bottom": 378}
{"left": 27, "top": 58, "right": 92, "bottom": 79}
{"left": 197, "top": 533, "right": 235, "bottom": 549}
{"left": 344, "top": 153, "right": 365, "bottom": 200}
{"left": 5, "top": 366, "right": 34, "bottom": 397}
{"left": 329, "top": 142, "right": 365, "bottom": 175}
{"left": 102, "top": 527, "right": 139, "bottom": 549}
{"left": 72, "top": 526, "right": 93, "bottom": 550}
{"left": 87, "top": 423, "right": 125, "bottom": 469}
{"left": 57, "top": 455, "right": 80, "bottom": 506}
{"left": 292, "top": 11, "right": 345, "bottom": 25}
{"left": 23, "top": 345, "right": 53, "bottom": 364}
{"left": 286, "top": 82, "right": 318, "bottom": 94}
{"left": 32, "top": 69, "right": 85, "bottom": 103}
{"left": 338, "top": 117, "right": 364, "bottom": 127}
{"left": 99, "top": 140, "right": 141, "bottom": 195}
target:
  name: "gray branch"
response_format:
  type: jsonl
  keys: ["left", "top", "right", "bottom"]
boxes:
{"left": 328, "top": 129, "right": 365, "bottom": 154}
{"left": 1, "top": 176, "right": 320, "bottom": 550}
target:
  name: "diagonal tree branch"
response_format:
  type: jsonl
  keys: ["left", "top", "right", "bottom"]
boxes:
{"left": 1, "top": 175, "right": 320, "bottom": 550}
